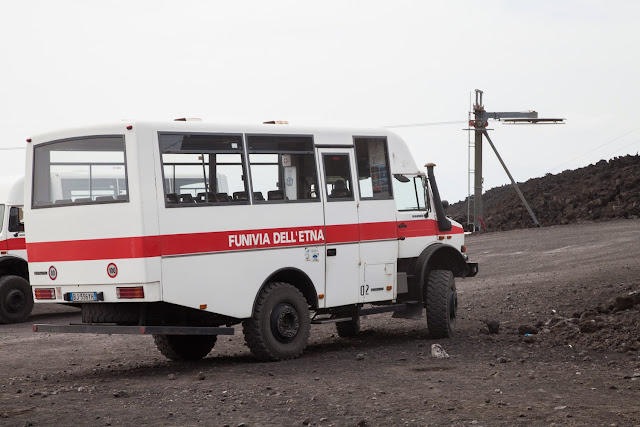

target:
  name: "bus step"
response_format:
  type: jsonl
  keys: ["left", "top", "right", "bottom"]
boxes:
{"left": 311, "top": 317, "right": 353, "bottom": 325}
{"left": 33, "top": 324, "right": 235, "bottom": 336}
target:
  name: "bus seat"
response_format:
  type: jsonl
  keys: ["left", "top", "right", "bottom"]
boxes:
{"left": 330, "top": 180, "right": 349, "bottom": 198}
{"left": 215, "top": 193, "right": 230, "bottom": 202}
{"left": 166, "top": 193, "right": 179, "bottom": 203}
{"left": 233, "top": 191, "right": 248, "bottom": 201}
{"left": 268, "top": 190, "right": 284, "bottom": 200}
{"left": 95, "top": 196, "right": 115, "bottom": 202}
{"left": 179, "top": 194, "right": 195, "bottom": 203}
{"left": 253, "top": 192, "right": 265, "bottom": 201}
{"left": 196, "top": 192, "right": 215, "bottom": 203}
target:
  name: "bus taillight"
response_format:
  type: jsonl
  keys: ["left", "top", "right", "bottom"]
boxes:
{"left": 116, "top": 287, "right": 145, "bottom": 299}
{"left": 34, "top": 288, "right": 56, "bottom": 300}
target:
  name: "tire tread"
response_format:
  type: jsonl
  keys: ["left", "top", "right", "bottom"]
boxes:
{"left": 426, "top": 270, "right": 455, "bottom": 339}
{"left": 242, "top": 282, "right": 310, "bottom": 361}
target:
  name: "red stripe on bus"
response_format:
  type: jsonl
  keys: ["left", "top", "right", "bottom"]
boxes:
{"left": 27, "top": 236, "right": 161, "bottom": 262}
{"left": 161, "top": 225, "right": 326, "bottom": 256}
{"left": 26, "top": 220, "right": 463, "bottom": 262}
{"left": 7, "top": 238, "right": 27, "bottom": 250}
{"left": 359, "top": 221, "right": 398, "bottom": 241}
{"left": 324, "top": 223, "right": 360, "bottom": 244}
{"left": 399, "top": 219, "right": 440, "bottom": 238}
{"left": 0, "top": 238, "right": 27, "bottom": 251}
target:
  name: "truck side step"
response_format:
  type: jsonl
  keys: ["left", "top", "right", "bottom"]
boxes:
{"left": 33, "top": 324, "right": 235, "bottom": 336}
{"left": 311, "top": 303, "right": 408, "bottom": 324}
{"left": 310, "top": 317, "right": 353, "bottom": 325}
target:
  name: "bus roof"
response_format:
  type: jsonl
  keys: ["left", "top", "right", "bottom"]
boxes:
{"left": 28, "top": 121, "right": 422, "bottom": 174}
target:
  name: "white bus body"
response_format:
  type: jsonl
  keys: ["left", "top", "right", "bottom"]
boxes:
{"left": 26, "top": 121, "right": 477, "bottom": 361}
{"left": 0, "top": 176, "right": 32, "bottom": 323}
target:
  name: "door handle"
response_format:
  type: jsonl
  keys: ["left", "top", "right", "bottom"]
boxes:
{"left": 398, "top": 236, "right": 406, "bottom": 241}
{"left": 327, "top": 248, "right": 337, "bottom": 256}
{"left": 398, "top": 223, "right": 407, "bottom": 228}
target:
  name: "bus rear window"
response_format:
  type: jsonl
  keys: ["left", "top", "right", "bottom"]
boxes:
{"left": 32, "top": 136, "right": 128, "bottom": 207}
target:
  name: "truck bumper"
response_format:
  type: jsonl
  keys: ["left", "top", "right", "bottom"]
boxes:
{"left": 466, "top": 262, "right": 479, "bottom": 277}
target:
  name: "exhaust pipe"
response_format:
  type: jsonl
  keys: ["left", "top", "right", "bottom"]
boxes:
{"left": 425, "top": 163, "right": 452, "bottom": 232}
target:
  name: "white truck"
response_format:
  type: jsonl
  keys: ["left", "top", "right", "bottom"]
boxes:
{"left": 0, "top": 176, "right": 32, "bottom": 323}
{"left": 26, "top": 121, "right": 477, "bottom": 361}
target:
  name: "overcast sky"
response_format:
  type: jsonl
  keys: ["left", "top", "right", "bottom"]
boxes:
{"left": 1, "top": 1, "right": 639, "bottom": 205}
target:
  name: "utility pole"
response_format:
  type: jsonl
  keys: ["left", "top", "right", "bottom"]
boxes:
{"left": 468, "top": 89, "right": 564, "bottom": 231}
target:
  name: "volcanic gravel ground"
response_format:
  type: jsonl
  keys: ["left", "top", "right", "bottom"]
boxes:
{"left": 0, "top": 219, "right": 639, "bottom": 426}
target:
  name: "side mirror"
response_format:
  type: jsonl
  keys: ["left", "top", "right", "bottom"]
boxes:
{"left": 442, "top": 200, "right": 449, "bottom": 210}
{"left": 393, "top": 174, "right": 410, "bottom": 183}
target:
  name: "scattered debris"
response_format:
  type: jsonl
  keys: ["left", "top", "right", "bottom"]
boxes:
{"left": 486, "top": 320, "right": 500, "bottom": 334}
{"left": 431, "top": 344, "right": 449, "bottom": 359}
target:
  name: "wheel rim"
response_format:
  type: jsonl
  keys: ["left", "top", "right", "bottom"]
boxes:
{"left": 6, "top": 289, "right": 26, "bottom": 314}
{"left": 270, "top": 302, "right": 300, "bottom": 343}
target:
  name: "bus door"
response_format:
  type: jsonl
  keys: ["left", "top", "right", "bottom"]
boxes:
{"left": 317, "top": 148, "right": 360, "bottom": 308}
{"left": 393, "top": 174, "right": 436, "bottom": 258}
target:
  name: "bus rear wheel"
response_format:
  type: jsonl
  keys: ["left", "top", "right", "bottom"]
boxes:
{"left": 242, "top": 282, "right": 310, "bottom": 361}
{"left": 0, "top": 275, "right": 33, "bottom": 324}
{"left": 153, "top": 334, "right": 217, "bottom": 361}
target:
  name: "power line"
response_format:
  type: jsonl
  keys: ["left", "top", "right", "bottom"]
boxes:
{"left": 384, "top": 120, "right": 466, "bottom": 128}
{"left": 602, "top": 138, "right": 640, "bottom": 160}
{"left": 549, "top": 128, "right": 639, "bottom": 172}
{"left": 0, "top": 147, "right": 25, "bottom": 150}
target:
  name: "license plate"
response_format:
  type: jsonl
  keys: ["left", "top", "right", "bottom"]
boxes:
{"left": 70, "top": 292, "right": 99, "bottom": 302}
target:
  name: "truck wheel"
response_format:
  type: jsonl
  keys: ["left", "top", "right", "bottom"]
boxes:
{"left": 242, "top": 282, "right": 310, "bottom": 361}
{"left": 0, "top": 275, "right": 34, "bottom": 324}
{"left": 153, "top": 334, "right": 217, "bottom": 361}
{"left": 425, "top": 270, "right": 457, "bottom": 339}
{"left": 335, "top": 316, "right": 360, "bottom": 337}
{"left": 81, "top": 303, "right": 140, "bottom": 325}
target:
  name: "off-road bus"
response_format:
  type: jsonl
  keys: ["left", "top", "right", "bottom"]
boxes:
{"left": 26, "top": 120, "right": 477, "bottom": 361}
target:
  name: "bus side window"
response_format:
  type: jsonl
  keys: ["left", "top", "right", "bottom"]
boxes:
{"left": 159, "top": 133, "right": 248, "bottom": 207}
{"left": 247, "top": 135, "right": 319, "bottom": 203}
{"left": 322, "top": 154, "right": 354, "bottom": 201}
{"left": 354, "top": 137, "right": 392, "bottom": 200}
{"left": 392, "top": 175, "right": 429, "bottom": 212}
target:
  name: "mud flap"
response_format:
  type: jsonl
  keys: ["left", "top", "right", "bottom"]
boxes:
{"left": 392, "top": 302, "right": 423, "bottom": 320}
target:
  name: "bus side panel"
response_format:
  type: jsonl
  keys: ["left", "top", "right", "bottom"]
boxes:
{"left": 161, "top": 247, "right": 324, "bottom": 319}
{"left": 155, "top": 198, "right": 326, "bottom": 319}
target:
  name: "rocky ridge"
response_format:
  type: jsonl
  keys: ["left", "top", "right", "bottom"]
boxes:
{"left": 448, "top": 154, "right": 640, "bottom": 231}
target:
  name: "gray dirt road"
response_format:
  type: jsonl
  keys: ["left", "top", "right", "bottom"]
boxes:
{"left": 0, "top": 219, "right": 639, "bottom": 426}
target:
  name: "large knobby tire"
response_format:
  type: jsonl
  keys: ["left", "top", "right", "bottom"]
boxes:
{"left": 335, "top": 316, "right": 360, "bottom": 338}
{"left": 153, "top": 334, "right": 217, "bottom": 361}
{"left": 81, "top": 303, "right": 140, "bottom": 325}
{"left": 242, "top": 282, "right": 311, "bottom": 362}
{"left": 0, "top": 275, "right": 34, "bottom": 324}
{"left": 425, "top": 270, "right": 457, "bottom": 339}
